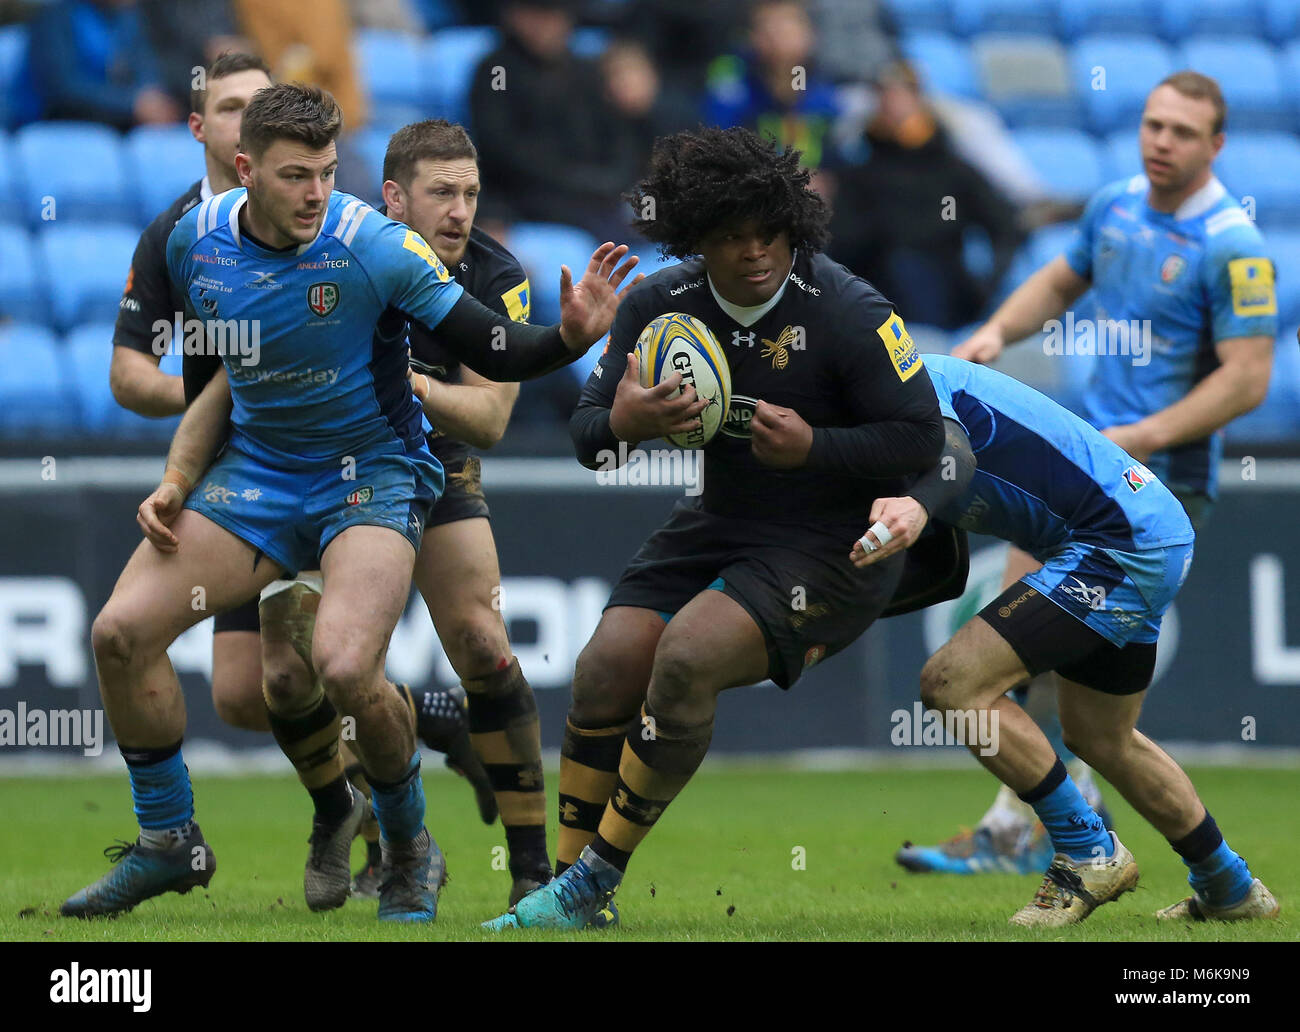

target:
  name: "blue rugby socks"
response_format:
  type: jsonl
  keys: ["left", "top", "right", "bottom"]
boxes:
{"left": 1019, "top": 757, "right": 1112, "bottom": 861}
{"left": 121, "top": 740, "right": 196, "bottom": 849}
{"left": 1170, "top": 811, "right": 1253, "bottom": 907}
{"left": 368, "top": 754, "right": 426, "bottom": 843}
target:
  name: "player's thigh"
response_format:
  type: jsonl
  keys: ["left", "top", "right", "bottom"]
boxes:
{"left": 210, "top": 629, "right": 266, "bottom": 730}
{"left": 570, "top": 606, "right": 668, "bottom": 725}
{"left": 1053, "top": 641, "right": 1156, "bottom": 765}
{"left": 413, "top": 517, "right": 510, "bottom": 667}
{"left": 314, "top": 524, "right": 416, "bottom": 684}
{"left": 652, "top": 589, "right": 770, "bottom": 705}
{"left": 921, "top": 609, "right": 1034, "bottom": 712}
{"left": 96, "top": 509, "right": 281, "bottom": 658}
{"left": 1001, "top": 544, "right": 1042, "bottom": 591}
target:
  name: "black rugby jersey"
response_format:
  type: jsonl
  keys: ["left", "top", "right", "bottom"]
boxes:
{"left": 572, "top": 250, "right": 944, "bottom": 526}
{"left": 112, "top": 179, "right": 211, "bottom": 401}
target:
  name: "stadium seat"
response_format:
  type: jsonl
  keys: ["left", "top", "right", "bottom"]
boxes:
{"left": 1213, "top": 132, "right": 1300, "bottom": 227}
{"left": 0, "top": 323, "right": 70, "bottom": 433}
{"left": 127, "top": 125, "right": 205, "bottom": 223}
{"left": 1278, "top": 42, "right": 1300, "bottom": 125}
{"left": 0, "top": 24, "right": 25, "bottom": 130}
{"left": 66, "top": 322, "right": 183, "bottom": 439}
{"left": 899, "top": 32, "right": 980, "bottom": 99}
{"left": 0, "top": 222, "right": 48, "bottom": 324}
{"left": 356, "top": 29, "right": 425, "bottom": 135}
{"left": 1263, "top": 0, "right": 1300, "bottom": 45}
{"left": 0, "top": 131, "right": 22, "bottom": 223}
{"left": 1057, "top": 0, "right": 1161, "bottom": 40}
{"left": 949, "top": 0, "right": 1059, "bottom": 38}
{"left": 1070, "top": 36, "right": 1176, "bottom": 134}
{"left": 1159, "top": 0, "right": 1266, "bottom": 41}
{"left": 15, "top": 122, "right": 134, "bottom": 226}
{"left": 36, "top": 222, "right": 139, "bottom": 331}
{"left": 1011, "top": 128, "right": 1105, "bottom": 201}
{"left": 886, "top": 0, "right": 953, "bottom": 34}
{"left": 351, "top": 127, "right": 391, "bottom": 190}
{"left": 972, "top": 34, "right": 1080, "bottom": 128}
{"left": 1177, "top": 38, "right": 1288, "bottom": 131}
{"left": 1102, "top": 129, "right": 1142, "bottom": 182}
{"left": 1224, "top": 328, "right": 1300, "bottom": 445}
{"left": 422, "top": 27, "right": 501, "bottom": 126}
{"left": 504, "top": 222, "right": 600, "bottom": 326}
{"left": 1002, "top": 221, "right": 1078, "bottom": 292}
{"left": 1266, "top": 231, "right": 1300, "bottom": 325}
{"left": 570, "top": 27, "right": 612, "bottom": 58}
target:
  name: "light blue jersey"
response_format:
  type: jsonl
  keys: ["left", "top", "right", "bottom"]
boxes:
{"left": 1064, "top": 175, "right": 1276, "bottom": 498}
{"left": 167, "top": 188, "right": 465, "bottom": 469}
{"left": 926, "top": 355, "right": 1194, "bottom": 645}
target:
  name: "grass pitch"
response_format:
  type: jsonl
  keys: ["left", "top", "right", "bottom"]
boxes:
{"left": 2, "top": 766, "right": 1295, "bottom": 941}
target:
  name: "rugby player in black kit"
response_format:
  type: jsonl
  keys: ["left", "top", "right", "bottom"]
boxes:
{"left": 485, "top": 126, "right": 946, "bottom": 930}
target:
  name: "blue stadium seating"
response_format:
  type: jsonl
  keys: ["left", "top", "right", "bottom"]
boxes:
{"left": 1224, "top": 329, "right": 1300, "bottom": 444}
{"left": 0, "top": 222, "right": 47, "bottom": 323}
{"left": 1213, "top": 131, "right": 1300, "bottom": 226}
{"left": 0, "top": 131, "right": 21, "bottom": 223}
{"left": 1178, "top": 37, "right": 1288, "bottom": 131}
{"left": 1058, "top": 0, "right": 1162, "bottom": 40}
{"left": 422, "top": 27, "right": 500, "bottom": 126}
{"left": 899, "top": 32, "right": 980, "bottom": 98}
{"left": 1002, "top": 221, "right": 1078, "bottom": 293}
{"left": 0, "top": 24, "right": 25, "bottom": 130}
{"left": 1070, "top": 36, "right": 1177, "bottom": 133}
{"left": 570, "top": 27, "right": 612, "bottom": 58}
{"left": 1102, "top": 129, "right": 1142, "bottom": 181}
{"left": 1160, "top": 0, "right": 1267, "bottom": 41}
{"left": 1266, "top": 231, "right": 1300, "bottom": 325}
{"left": 67, "top": 322, "right": 183, "bottom": 438}
{"left": 15, "top": 122, "right": 134, "bottom": 225}
{"left": 950, "top": 0, "right": 1060, "bottom": 38}
{"left": 505, "top": 222, "right": 600, "bottom": 326}
{"left": 351, "top": 127, "right": 391, "bottom": 190}
{"left": 356, "top": 29, "right": 425, "bottom": 134}
{"left": 887, "top": 0, "right": 953, "bottom": 34}
{"left": 36, "top": 222, "right": 139, "bottom": 331}
{"left": 0, "top": 323, "right": 69, "bottom": 433}
{"left": 973, "top": 33, "right": 1080, "bottom": 128}
{"left": 1012, "top": 128, "right": 1105, "bottom": 200}
{"left": 127, "top": 125, "right": 205, "bottom": 223}
{"left": 1278, "top": 41, "right": 1300, "bottom": 123}
{"left": 1263, "top": 0, "right": 1300, "bottom": 45}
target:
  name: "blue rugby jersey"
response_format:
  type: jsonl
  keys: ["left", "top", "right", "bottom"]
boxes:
{"left": 924, "top": 355, "right": 1194, "bottom": 555}
{"left": 1063, "top": 174, "right": 1276, "bottom": 498}
{"left": 167, "top": 188, "right": 465, "bottom": 468}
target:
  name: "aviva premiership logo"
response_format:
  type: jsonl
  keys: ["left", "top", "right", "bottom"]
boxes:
{"left": 345, "top": 486, "right": 373, "bottom": 506}
{"left": 308, "top": 282, "right": 339, "bottom": 317}
{"left": 721, "top": 393, "right": 759, "bottom": 438}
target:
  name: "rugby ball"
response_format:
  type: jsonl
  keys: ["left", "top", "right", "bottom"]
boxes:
{"left": 634, "top": 313, "right": 732, "bottom": 449}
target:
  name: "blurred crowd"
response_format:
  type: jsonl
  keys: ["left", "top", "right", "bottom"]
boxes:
{"left": 2, "top": 0, "right": 1084, "bottom": 427}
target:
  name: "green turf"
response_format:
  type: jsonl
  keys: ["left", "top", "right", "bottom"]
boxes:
{"left": 2, "top": 766, "right": 1295, "bottom": 941}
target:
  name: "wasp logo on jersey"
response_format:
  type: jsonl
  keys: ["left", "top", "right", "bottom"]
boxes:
{"left": 1227, "top": 257, "right": 1277, "bottom": 317}
{"left": 876, "top": 312, "right": 921, "bottom": 381}
{"left": 761, "top": 325, "right": 799, "bottom": 370}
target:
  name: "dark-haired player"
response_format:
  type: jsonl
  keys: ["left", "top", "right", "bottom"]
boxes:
{"left": 110, "top": 51, "right": 273, "bottom": 736}
{"left": 63, "top": 83, "right": 638, "bottom": 923}
{"left": 852, "top": 354, "right": 1277, "bottom": 925}
{"left": 255, "top": 120, "right": 554, "bottom": 908}
{"left": 486, "top": 126, "right": 946, "bottom": 930}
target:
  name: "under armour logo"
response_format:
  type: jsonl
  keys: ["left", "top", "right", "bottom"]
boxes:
{"left": 559, "top": 801, "right": 579, "bottom": 823}
{"left": 731, "top": 330, "right": 756, "bottom": 348}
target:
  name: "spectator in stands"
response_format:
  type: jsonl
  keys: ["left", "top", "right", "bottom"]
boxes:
{"left": 25, "top": 0, "right": 182, "bottom": 128}
{"left": 829, "top": 61, "right": 1024, "bottom": 330}
{"left": 230, "top": 0, "right": 367, "bottom": 129}
{"left": 808, "top": 0, "right": 899, "bottom": 86}
{"left": 470, "top": 0, "right": 635, "bottom": 241}
{"left": 704, "top": 0, "right": 842, "bottom": 173}
{"left": 138, "top": 0, "right": 247, "bottom": 111}
{"left": 617, "top": 0, "right": 747, "bottom": 99}
{"left": 600, "top": 38, "right": 696, "bottom": 176}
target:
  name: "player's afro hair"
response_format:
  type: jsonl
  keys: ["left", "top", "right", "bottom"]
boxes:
{"left": 626, "top": 127, "right": 830, "bottom": 260}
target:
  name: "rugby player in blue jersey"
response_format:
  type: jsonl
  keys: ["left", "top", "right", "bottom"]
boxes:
{"left": 61, "top": 83, "right": 639, "bottom": 923}
{"left": 901, "top": 71, "right": 1277, "bottom": 875}
{"left": 853, "top": 355, "right": 1278, "bottom": 925}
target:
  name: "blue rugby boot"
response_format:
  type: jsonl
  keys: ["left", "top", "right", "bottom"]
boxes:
{"left": 61, "top": 823, "right": 216, "bottom": 918}
{"left": 483, "top": 846, "right": 621, "bottom": 930}
{"left": 378, "top": 827, "right": 446, "bottom": 923}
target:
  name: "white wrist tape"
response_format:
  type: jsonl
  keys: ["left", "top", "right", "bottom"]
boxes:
{"left": 858, "top": 521, "right": 892, "bottom": 553}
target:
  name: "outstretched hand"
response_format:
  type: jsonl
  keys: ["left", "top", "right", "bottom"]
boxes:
{"left": 559, "top": 242, "right": 642, "bottom": 353}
